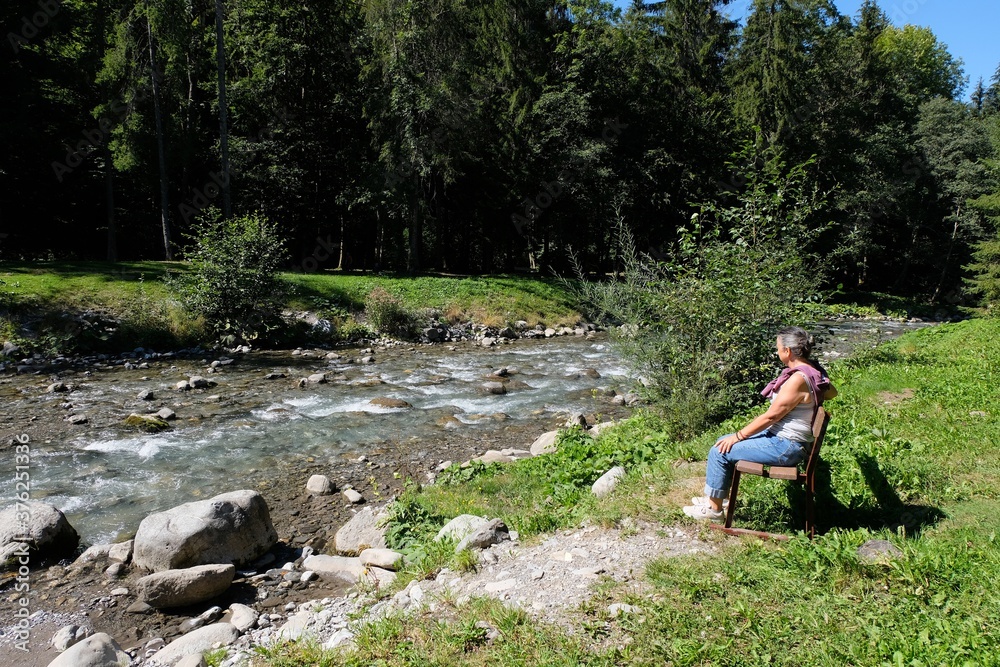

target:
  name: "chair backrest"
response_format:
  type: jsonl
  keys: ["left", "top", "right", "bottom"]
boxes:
{"left": 804, "top": 407, "right": 830, "bottom": 480}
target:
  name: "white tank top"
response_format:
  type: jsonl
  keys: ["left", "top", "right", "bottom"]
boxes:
{"left": 767, "top": 371, "right": 814, "bottom": 443}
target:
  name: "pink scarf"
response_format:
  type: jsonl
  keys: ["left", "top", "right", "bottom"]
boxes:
{"left": 761, "top": 363, "right": 830, "bottom": 405}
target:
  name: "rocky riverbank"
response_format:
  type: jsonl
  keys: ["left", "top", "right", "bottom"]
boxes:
{"left": 0, "top": 328, "right": 635, "bottom": 666}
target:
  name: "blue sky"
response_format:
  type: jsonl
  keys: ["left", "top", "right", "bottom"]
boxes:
{"left": 612, "top": 0, "right": 1000, "bottom": 99}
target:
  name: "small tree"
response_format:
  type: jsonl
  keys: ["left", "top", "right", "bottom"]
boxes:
{"left": 172, "top": 211, "right": 288, "bottom": 345}
{"left": 572, "top": 149, "right": 825, "bottom": 437}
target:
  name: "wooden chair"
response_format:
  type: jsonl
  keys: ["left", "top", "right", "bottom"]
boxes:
{"left": 712, "top": 407, "right": 831, "bottom": 540}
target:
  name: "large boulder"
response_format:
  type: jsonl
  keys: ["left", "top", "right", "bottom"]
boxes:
{"left": 147, "top": 623, "right": 239, "bottom": 666}
{"left": 136, "top": 564, "right": 235, "bottom": 608}
{"left": 133, "top": 490, "right": 277, "bottom": 572}
{"left": 529, "top": 430, "right": 559, "bottom": 457}
{"left": 436, "top": 515, "right": 489, "bottom": 543}
{"left": 0, "top": 501, "right": 79, "bottom": 568}
{"left": 333, "top": 506, "right": 387, "bottom": 555}
{"left": 46, "top": 633, "right": 130, "bottom": 667}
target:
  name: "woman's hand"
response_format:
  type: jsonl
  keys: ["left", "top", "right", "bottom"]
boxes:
{"left": 715, "top": 433, "right": 742, "bottom": 454}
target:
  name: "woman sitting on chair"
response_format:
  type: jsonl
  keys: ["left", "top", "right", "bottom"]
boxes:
{"left": 683, "top": 326, "right": 837, "bottom": 523}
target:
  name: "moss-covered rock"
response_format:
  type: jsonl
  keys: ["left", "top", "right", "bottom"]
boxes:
{"left": 123, "top": 413, "right": 170, "bottom": 432}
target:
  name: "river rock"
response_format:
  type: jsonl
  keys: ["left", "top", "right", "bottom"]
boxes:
{"left": 529, "top": 430, "right": 559, "bottom": 456}
{"left": 480, "top": 382, "right": 506, "bottom": 395}
{"left": 0, "top": 500, "right": 80, "bottom": 567}
{"left": 176, "top": 380, "right": 192, "bottom": 391}
{"left": 133, "top": 490, "right": 278, "bottom": 571}
{"left": 147, "top": 623, "right": 239, "bottom": 666}
{"left": 136, "top": 563, "right": 236, "bottom": 608}
{"left": 302, "top": 554, "right": 397, "bottom": 587}
{"left": 424, "top": 327, "right": 442, "bottom": 342}
{"left": 47, "top": 382, "right": 69, "bottom": 393}
{"left": 51, "top": 624, "right": 92, "bottom": 651}
{"left": 108, "top": 539, "right": 133, "bottom": 563}
{"left": 174, "top": 655, "right": 207, "bottom": 667}
{"left": 157, "top": 408, "right": 177, "bottom": 421}
{"left": 436, "top": 515, "right": 490, "bottom": 543}
{"left": 343, "top": 489, "right": 364, "bottom": 504}
{"left": 47, "top": 633, "right": 130, "bottom": 667}
{"left": 359, "top": 548, "right": 403, "bottom": 571}
{"left": 228, "top": 603, "right": 258, "bottom": 633}
{"left": 591, "top": 466, "right": 626, "bottom": 498}
{"left": 588, "top": 420, "right": 617, "bottom": 436}
{"left": 455, "top": 519, "right": 509, "bottom": 553}
{"left": 306, "top": 475, "right": 333, "bottom": 495}
{"left": 67, "top": 414, "right": 89, "bottom": 425}
{"left": 74, "top": 543, "right": 112, "bottom": 565}
{"left": 369, "top": 397, "right": 412, "bottom": 409}
{"left": 277, "top": 610, "right": 314, "bottom": 642}
{"left": 469, "top": 450, "right": 513, "bottom": 465}
{"left": 123, "top": 413, "right": 170, "bottom": 432}
{"left": 307, "top": 373, "right": 328, "bottom": 384}
{"left": 138, "top": 389, "right": 155, "bottom": 400}
{"left": 188, "top": 376, "right": 214, "bottom": 389}
{"left": 333, "top": 506, "right": 388, "bottom": 555}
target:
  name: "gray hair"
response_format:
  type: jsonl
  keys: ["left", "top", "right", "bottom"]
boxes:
{"left": 777, "top": 326, "right": 814, "bottom": 359}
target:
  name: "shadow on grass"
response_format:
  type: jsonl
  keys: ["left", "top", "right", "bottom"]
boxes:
{"left": 805, "top": 453, "right": 945, "bottom": 538}
{"left": 0, "top": 260, "right": 188, "bottom": 282}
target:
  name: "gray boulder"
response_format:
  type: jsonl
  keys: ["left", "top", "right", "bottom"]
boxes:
{"left": 147, "top": 623, "right": 239, "bottom": 666}
{"left": 436, "top": 515, "right": 489, "bottom": 543}
{"left": 359, "top": 548, "right": 403, "bottom": 571}
{"left": 46, "top": 633, "right": 130, "bottom": 667}
{"left": 51, "top": 624, "right": 92, "bottom": 652}
{"left": 333, "top": 506, "right": 388, "bottom": 555}
{"left": 455, "top": 519, "right": 509, "bottom": 553}
{"left": 0, "top": 500, "right": 79, "bottom": 568}
{"left": 591, "top": 466, "right": 626, "bottom": 498}
{"left": 227, "top": 603, "right": 258, "bottom": 633}
{"left": 306, "top": 475, "right": 333, "bottom": 495}
{"left": 137, "top": 564, "right": 236, "bottom": 608}
{"left": 108, "top": 539, "right": 133, "bottom": 564}
{"left": 529, "top": 430, "right": 559, "bottom": 456}
{"left": 133, "top": 490, "right": 277, "bottom": 572}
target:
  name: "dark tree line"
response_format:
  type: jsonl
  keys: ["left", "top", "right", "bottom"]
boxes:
{"left": 2, "top": 0, "right": 999, "bottom": 299}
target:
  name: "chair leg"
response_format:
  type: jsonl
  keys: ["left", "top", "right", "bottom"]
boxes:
{"left": 724, "top": 470, "right": 741, "bottom": 528}
{"left": 804, "top": 488, "right": 815, "bottom": 539}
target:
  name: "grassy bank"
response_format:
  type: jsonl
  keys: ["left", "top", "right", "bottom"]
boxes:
{"left": 0, "top": 261, "right": 582, "bottom": 354}
{"left": 256, "top": 318, "right": 1000, "bottom": 666}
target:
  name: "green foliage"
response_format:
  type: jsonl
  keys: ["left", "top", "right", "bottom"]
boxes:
{"left": 363, "top": 287, "right": 413, "bottom": 336}
{"left": 572, "top": 149, "right": 825, "bottom": 436}
{"left": 966, "top": 237, "right": 1000, "bottom": 312}
{"left": 169, "top": 212, "right": 289, "bottom": 346}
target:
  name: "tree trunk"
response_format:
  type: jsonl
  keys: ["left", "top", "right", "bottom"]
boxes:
{"left": 105, "top": 147, "right": 117, "bottom": 262}
{"left": 407, "top": 179, "right": 421, "bottom": 273}
{"left": 148, "top": 16, "right": 173, "bottom": 260}
{"left": 215, "top": 0, "right": 231, "bottom": 219}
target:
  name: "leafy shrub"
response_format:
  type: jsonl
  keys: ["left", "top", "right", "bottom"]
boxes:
{"left": 169, "top": 211, "right": 288, "bottom": 345}
{"left": 364, "top": 286, "right": 413, "bottom": 335}
{"left": 571, "top": 149, "right": 825, "bottom": 436}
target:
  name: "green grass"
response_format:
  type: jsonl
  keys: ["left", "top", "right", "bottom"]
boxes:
{"left": 251, "top": 318, "right": 1000, "bottom": 667}
{"left": 282, "top": 272, "right": 581, "bottom": 327}
{"left": 0, "top": 261, "right": 583, "bottom": 353}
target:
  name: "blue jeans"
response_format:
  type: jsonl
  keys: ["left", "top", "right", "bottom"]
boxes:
{"left": 704, "top": 432, "right": 808, "bottom": 499}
